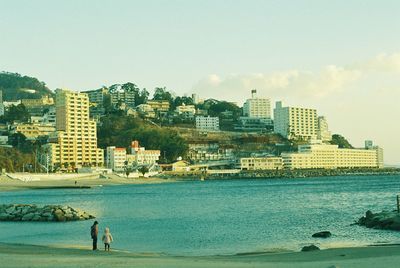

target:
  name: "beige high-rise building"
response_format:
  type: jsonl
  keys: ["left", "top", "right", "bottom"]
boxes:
{"left": 43, "top": 89, "right": 103, "bottom": 170}
{"left": 273, "top": 101, "right": 318, "bottom": 140}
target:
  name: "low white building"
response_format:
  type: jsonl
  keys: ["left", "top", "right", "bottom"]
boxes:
{"left": 241, "top": 157, "right": 283, "bottom": 170}
{"left": 281, "top": 143, "right": 384, "bottom": 169}
{"left": 106, "top": 146, "right": 127, "bottom": 171}
{"left": 195, "top": 116, "right": 219, "bottom": 131}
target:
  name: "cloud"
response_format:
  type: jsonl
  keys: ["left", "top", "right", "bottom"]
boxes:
{"left": 193, "top": 53, "right": 400, "bottom": 103}
{"left": 193, "top": 66, "right": 361, "bottom": 102}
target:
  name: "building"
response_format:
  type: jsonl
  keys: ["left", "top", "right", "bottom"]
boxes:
{"left": 235, "top": 117, "right": 274, "bottom": 132}
{"left": 106, "top": 146, "right": 127, "bottom": 171}
{"left": 176, "top": 104, "right": 196, "bottom": 115}
{"left": 317, "top": 116, "right": 332, "bottom": 142}
{"left": 273, "top": 101, "right": 318, "bottom": 140}
{"left": 42, "top": 89, "right": 104, "bottom": 170}
{"left": 127, "top": 140, "right": 160, "bottom": 166}
{"left": 188, "top": 143, "right": 234, "bottom": 163}
{"left": 136, "top": 104, "right": 156, "bottom": 118}
{"left": 110, "top": 88, "right": 135, "bottom": 109}
{"left": 21, "top": 96, "right": 54, "bottom": 116}
{"left": 84, "top": 87, "right": 109, "bottom": 117}
{"left": 281, "top": 143, "right": 384, "bottom": 169}
{"left": 240, "top": 157, "right": 283, "bottom": 170}
{"left": 195, "top": 116, "right": 219, "bottom": 131}
{"left": 11, "top": 123, "right": 56, "bottom": 140}
{"left": 243, "top": 90, "right": 272, "bottom": 118}
{"left": 147, "top": 100, "right": 170, "bottom": 114}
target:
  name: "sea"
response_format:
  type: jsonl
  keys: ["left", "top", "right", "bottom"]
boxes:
{"left": 1, "top": 175, "right": 400, "bottom": 256}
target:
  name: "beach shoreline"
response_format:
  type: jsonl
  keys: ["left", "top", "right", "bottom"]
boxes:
{"left": 0, "top": 174, "right": 176, "bottom": 192}
{"left": 1, "top": 242, "right": 400, "bottom": 268}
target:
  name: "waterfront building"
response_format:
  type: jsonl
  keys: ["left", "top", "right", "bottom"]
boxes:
{"left": 127, "top": 140, "right": 161, "bottom": 166}
{"left": 195, "top": 116, "right": 220, "bottom": 131}
{"left": 106, "top": 146, "right": 127, "bottom": 171}
{"left": 273, "top": 101, "right": 318, "bottom": 140}
{"left": 317, "top": 116, "right": 332, "bottom": 142}
{"left": 42, "top": 89, "right": 104, "bottom": 170}
{"left": 240, "top": 157, "right": 283, "bottom": 170}
{"left": 281, "top": 143, "right": 384, "bottom": 169}
{"left": 11, "top": 123, "right": 56, "bottom": 140}
{"left": 243, "top": 90, "right": 272, "bottom": 118}
{"left": 188, "top": 143, "right": 234, "bottom": 163}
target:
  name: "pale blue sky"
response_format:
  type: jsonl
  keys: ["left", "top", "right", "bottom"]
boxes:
{"left": 1, "top": 1, "right": 399, "bottom": 164}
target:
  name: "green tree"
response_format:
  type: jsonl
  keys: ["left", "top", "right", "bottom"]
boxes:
{"left": 0, "top": 104, "right": 30, "bottom": 123}
{"left": 330, "top": 134, "right": 354, "bottom": 149}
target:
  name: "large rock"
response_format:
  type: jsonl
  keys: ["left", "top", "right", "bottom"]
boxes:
{"left": 301, "top": 245, "right": 320, "bottom": 252}
{"left": 357, "top": 210, "right": 400, "bottom": 231}
{"left": 21, "top": 213, "right": 35, "bottom": 221}
{"left": 312, "top": 231, "right": 332, "bottom": 238}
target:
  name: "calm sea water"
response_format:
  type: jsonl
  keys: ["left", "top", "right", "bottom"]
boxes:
{"left": 1, "top": 175, "right": 400, "bottom": 255}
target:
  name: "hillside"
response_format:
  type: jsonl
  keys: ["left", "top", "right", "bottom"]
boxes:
{"left": 0, "top": 72, "right": 53, "bottom": 101}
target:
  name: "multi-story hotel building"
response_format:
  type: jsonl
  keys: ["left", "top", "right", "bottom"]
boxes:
{"left": 240, "top": 156, "right": 283, "bottom": 170}
{"left": 243, "top": 90, "right": 271, "bottom": 118}
{"left": 147, "top": 100, "right": 170, "bottom": 113}
{"left": 195, "top": 116, "right": 220, "bottom": 131}
{"left": 273, "top": 101, "right": 318, "bottom": 140}
{"left": 281, "top": 143, "right": 384, "bottom": 169}
{"left": 42, "top": 89, "right": 104, "bottom": 170}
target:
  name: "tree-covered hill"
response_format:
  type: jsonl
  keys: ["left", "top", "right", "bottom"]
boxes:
{"left": 0, "top": 72, "right": 53, "bottom": 101}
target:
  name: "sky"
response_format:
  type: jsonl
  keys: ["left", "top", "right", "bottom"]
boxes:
{"left": 0, "top": 0, "right": 399, "bottom": 165}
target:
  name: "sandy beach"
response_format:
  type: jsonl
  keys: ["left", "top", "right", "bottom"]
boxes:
{"left": 0, "top": 173, "right": 175, "bottom": 192}
{"left": 1, "top": 243, "right": 400, "bottom": 268}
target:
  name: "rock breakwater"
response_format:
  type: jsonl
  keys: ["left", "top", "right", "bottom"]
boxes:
{"left": 357, "top": 210, "right": 400, "bottom": 231}
{"left": 0, "top": 204, "right": 95, "bottom": 222}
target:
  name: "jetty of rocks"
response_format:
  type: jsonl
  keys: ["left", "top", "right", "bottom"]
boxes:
{"left": 0, "top": 204, "right": 95, "bottom": 222}
{"left": 357, "top": 210, "right": 400, "bottom": 231}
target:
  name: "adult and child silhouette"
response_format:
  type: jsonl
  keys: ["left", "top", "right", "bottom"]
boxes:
{"left": 91, "top": 221, "right": 114, "bottom": 251}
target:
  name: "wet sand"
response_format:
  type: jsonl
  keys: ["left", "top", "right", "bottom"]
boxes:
{"left": 1, "top": 243, "right": 400, "bottom": 268}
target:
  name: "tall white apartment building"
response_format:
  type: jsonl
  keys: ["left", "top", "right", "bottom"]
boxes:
{"left": 106, "top": 146, "right": 127, "bottom": 171}
{"left": 243, "top": 90, "right": 271, "bottom": 118}
{"left": 195, "top": 116, "right": 220, "bottom": 131}
{"left": 273, "top": 101, "right": 318, "bottom": 140}
{"left": 317, "top": 116, "right": 332, "bottom": 142}
{"left": 281, "top": 143, "right": 384, "bottom": 169}
{"left": 42, "top": 89, "right": 104, "bottom": 170}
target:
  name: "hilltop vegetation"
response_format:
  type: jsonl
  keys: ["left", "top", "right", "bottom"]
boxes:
{"left": 0, "top": 147, "right": 34, "bottom": 173}
{"left": 97, "top": 113, "right": 188, "bottom": 163}
{"left": 0, "top": 72, "right": 53, "bottom": 101}
{"left": 330, "top": 134, "right": 354, "bottom": 149}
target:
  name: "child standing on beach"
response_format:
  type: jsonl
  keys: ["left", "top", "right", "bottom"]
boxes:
{"left": 101, "top": 227, "right": 114, "bottom": 251}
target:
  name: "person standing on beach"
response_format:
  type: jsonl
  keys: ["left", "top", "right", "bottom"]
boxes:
{"left": 90, "top": 221, "right": 99, "bottom": 250}
{"left": 102, "top": 227, "right": 114, "bottom": 251}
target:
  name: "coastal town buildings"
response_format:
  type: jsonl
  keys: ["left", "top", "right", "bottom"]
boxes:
{"left": 195, "top": 116, "right": 220, "bottom": 131}
{"left": 240, "top": 156, "right": 283, "bottom": 170}
{"left": 273, "top": 101, "right": 318, "bottom": 140}
{"left": 84, "top": 87, "right": 108, "bottom": 117}
{"left": 176, "top": 104, "right": 196, "bottom": 116}
{"left": 110, "top": 87, "right": 135, "bottom": 109}
{"left": 41, "top": 89, "right": 104, "bottom": 170}
{"left": 106, "top": 146, "right": 127, "bottom": 171}
{"left": 147, "top": 100, "right": 170, "bottom": 114}
{"left": 281, "top": 142, "right": 384, "bottom": 169}
{"left": 136, "top": 104, "right": 156, "bottom": 118}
